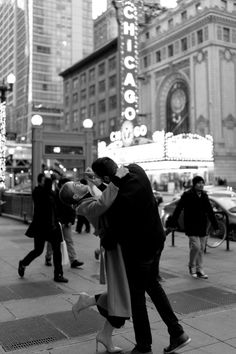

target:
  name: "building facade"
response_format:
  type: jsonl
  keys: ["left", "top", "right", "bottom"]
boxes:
{"left": 60, "top": 38, "right": 120, "bottom": 148}
{"left": 0, "top": 0, "right": 93, "bottom": 141}
{"left": 138, "top": 0, "right": 236, "bottom": 186}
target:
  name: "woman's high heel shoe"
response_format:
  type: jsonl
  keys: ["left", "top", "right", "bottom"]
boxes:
{"left": 96, "top": 333, "right": 122, "bottom": 353}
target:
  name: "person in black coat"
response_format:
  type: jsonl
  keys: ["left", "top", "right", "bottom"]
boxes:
{"left": 170, "top": 175, "right": 219, "bottom": 279}
{"left": 91, "top": 157, "right": 190, "bottom": 354}
{"left": 18, "top": 174, "right": 68, "bottom": 283}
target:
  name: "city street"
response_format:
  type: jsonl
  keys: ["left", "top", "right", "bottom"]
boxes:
{"left": 0, "top": 214, "right": 236, "bottom": 353}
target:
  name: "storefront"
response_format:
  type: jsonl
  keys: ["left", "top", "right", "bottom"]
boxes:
{"left": 98, "top": 131, "right": 214, "bottom": 192}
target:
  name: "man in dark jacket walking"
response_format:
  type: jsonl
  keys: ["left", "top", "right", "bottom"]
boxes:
{"left": 170, "top": 176, "right": 219, "bottom": 279}
{"left": 91, "top": 157, "right": 190, "bottom": 354}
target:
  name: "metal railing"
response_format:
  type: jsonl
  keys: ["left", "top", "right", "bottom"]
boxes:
{"left": 0, "top": 191, "right": 33, "bottom": 223}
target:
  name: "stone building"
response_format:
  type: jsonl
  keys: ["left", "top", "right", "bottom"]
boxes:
{"left": 138, "top": 0, "right": 236, "bottom": 185}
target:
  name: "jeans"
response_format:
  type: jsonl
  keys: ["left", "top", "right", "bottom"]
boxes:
{"left": 189, "top": 235, "right": 207, "bottom": 271}
{"left": 21, "top": 236, "right": 63, "bottom": 277}
{"left": 46, "top": 224, "right": 77, "bottom": 263}
{"left": 123, "top": 252, "right": 184, "bottom": 350}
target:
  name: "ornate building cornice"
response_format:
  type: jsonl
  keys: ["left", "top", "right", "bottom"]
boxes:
{"left": 155, "top": 59, "right": 190, "bottom": 79}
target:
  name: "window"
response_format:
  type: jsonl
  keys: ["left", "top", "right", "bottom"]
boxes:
{"left": 168, "top": 44, "right": 174, "bottom": 57}
{"left": 156, "top": 50, "right": 161, "bottom": 62}
{"left": 234, "top": 2, "right": 236, "bottom": 12}
{"left": 98, "top": 62, "right": 105, "bottom": 76}
{"left": 156, "top": 26, "right": 161, "bottom": 34}
{"left": 168, "top": 18, "right": 174, "bottom": 29}
{"left": 109, "top": 118, "right": 116, "bottom": 132}
{"left": 181, "top": 11, "right": 187, "bottom": 21}
{"left": 80, "top": 89, "right": 86, "bottom": 100}
{"left": 99, "top": 121, "right": 106, "bottom": 136}
{"left": 65, "top": 81, "right": 69, "bottom": 93}
{"left": 197, "top": 29, "right": 203, "bottom": 44}
{"left": 89, "top": 85, "right": 95, "bottom": 96}
{"left": 99, "top": 80, "right": 106, "bottom": 92}
{"left": 72, "top": 77, "right": 78, "bottom": 89}
{"left": 80, "top": 107, "right": 87, "bottom": 120}
{"left": 109, "top": 95, "right": 117, "bottom": 110}
{"left": 145, "top": 32, "right": 150, "bottom": 39}
{"left": 42, "top": 83, "right": 48, "bottom": 91}
{"left": 36, "top": 45, "right": 51, "bottom": 54}
{"left": 98, "top": 99, "right": 106, "bottom": 113}
{"left": 221, "top": 0, "right": 227, "bottom": 9}
{"left": 80, "top": 73, "right": 86, "bottom": 85}
{"left": 181, "top": 37, "right": 188, "bottom": 51}
{"left": 109, "top": 75, "right": 116, "bottom": 88}
{"left": 72, "top": 110, "right": 78, "bottom": 123}
{"left": 65, "top": 96, "right": 69, "bottom": 106}
{"left": 73, "top": 92, "right": 78, "bottom": 104}
{"left": 89, "top": 103, "right": 96, "bottom": 118}
{"left": 143, "top": 56, "right": 148, "bottom": 68}
{"left": 89, "top": 68, "right": 95, "bottom": 81}
{"left": 108, "top": 56, "right": 116, "bottom": 71}
{"left": 65, "top": 113, "right": 70, "bottom": 127}
{"left": 223, "top": 27, "right": 230, "bottom": 42}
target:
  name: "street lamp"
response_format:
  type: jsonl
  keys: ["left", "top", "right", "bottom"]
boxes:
{"left": 0, "top": 73, "right": 15, "bottom": 184}
{"left": 83, "top": 118, "right": 94, "bottom": 168}
{"left": 31, "top": 115, "right": 43, "bottom": 190}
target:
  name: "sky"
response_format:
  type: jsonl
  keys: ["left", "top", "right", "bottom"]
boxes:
{"left": 92, "top": 0, "right": 177, "bottom": 19}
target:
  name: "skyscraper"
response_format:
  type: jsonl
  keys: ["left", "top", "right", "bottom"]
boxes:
{"left": 0, "top": 0, "right": 93, "bottom": 141}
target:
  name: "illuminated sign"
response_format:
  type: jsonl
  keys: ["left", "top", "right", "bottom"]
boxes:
{"left": 110, "top": 124, "right": 147, "bottom": 143}
{"left": 0, "top": 103, "right": 6, "bottom": 182}
{"left": 118, "top": 0, "right": 139, "bottom": 146}
{"left": 99, "top": 132, "right": 214, "bottom": 165}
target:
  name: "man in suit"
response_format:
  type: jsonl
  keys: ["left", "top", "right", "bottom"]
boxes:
{"left": 91, "top": 157, "right": 190, "bottom": 354}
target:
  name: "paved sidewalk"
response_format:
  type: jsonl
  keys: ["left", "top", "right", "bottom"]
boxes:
{"left": 0, "top": 216, "right": 236, "bottom": 354}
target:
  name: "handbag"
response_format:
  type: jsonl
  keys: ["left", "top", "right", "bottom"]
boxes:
{"left": 58, "top": 223, "right": 69, "bottom": 265}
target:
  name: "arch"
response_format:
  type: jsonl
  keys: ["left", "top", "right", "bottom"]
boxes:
{"left": 156, "top": 72, "right": 190, "bottom": 133}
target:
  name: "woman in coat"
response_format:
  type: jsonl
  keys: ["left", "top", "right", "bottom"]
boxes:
{"left": 59, "top": 166, "right": 131, "bottom": 353}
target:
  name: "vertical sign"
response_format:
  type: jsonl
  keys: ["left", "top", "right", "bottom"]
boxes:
{"left": 0, "top": 102, "right": 6, "bottom": 183}
{"left": 114, "top": 0, "right": 140, "bottom": 147}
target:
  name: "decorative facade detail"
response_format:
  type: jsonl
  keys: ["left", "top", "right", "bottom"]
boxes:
{"left": 222, "top": 114, "right": 236, "bottom": 129}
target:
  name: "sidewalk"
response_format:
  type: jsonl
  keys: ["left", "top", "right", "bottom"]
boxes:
{"left": 0, "top": 216, "right": 236, "bottom": 354}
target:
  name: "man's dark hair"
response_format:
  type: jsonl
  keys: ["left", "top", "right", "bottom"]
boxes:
{"left": 192, "top": 175, "right": 205, "bottom": 186}
{"left": 92, "top": 157, "right": 118, "bottom": 178}
{"left": 37, "top": 173, "right": 45, "bottom": 184}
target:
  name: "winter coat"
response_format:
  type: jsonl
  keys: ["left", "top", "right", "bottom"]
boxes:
{"left": 170, "top": 188, "right": 218, "bottom": 236}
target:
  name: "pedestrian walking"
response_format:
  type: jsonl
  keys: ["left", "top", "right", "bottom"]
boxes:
{"left": 75, "top": 179, "right": 91, "bottom": 234}
{"left": 18, "top": 175, "right": 68, "bottom": 283}
{"left": 45, "top": 177, "right": 84, "bottom": 269}
{"left": 59, "top": 166, "right": 130, "bottom": 353}
{"left": 169, "top": 175, "right": 219, "bottom": 279}
{"left": 91, "top": 157, "right": 191, "bottom": 354}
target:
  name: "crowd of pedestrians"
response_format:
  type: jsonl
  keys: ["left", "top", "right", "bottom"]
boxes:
{"left": 17, "top": 159, "right": 225, "bottom": 354}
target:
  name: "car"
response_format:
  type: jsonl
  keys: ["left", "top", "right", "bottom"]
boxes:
{"left": 153, "top": 189, "right": 163, "bottom": 206}
{"left": 161, "top": 193, "right": 236, "bottom": 247}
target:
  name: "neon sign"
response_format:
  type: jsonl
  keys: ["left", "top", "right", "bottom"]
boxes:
{"left": 118, "top": 0, "right": 139, "bottom": 146}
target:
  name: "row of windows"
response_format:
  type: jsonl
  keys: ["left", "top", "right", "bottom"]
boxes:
{"left": 65, "top": 56, "right": 117, "bottom": 92}
{"left": 65, "top": 75, "right": 117, "bottom": 103}
{"left": 65, "top": 95, "right": 117, "bottom": 113}
{"left": 142, "top": 27, "right": 208, "bottom": 67}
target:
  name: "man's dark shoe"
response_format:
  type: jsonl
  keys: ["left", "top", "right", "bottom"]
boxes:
{"left": 164, "top": 333, "right": 191, "bottom": 353}
{"left": 45, "top": 257, "right": 52, "bottom": 266}
{"left": 71, "top": 260, "right": 84, "bottom": 268}
{"left": 131, "top": 345, "right": 153, "bottom": 353}
{"left": 18, "top": 261, "right": 25, "bottom": 278}
{"left": 54, "top": 275, "right": 68, "bottom": 283}
{"left": 196, "top": 270, "right": 208, "bottom": 279}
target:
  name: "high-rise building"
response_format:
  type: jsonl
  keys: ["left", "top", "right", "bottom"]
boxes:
{"left": 0, "top": 0, "right": 93, "bottom": 141}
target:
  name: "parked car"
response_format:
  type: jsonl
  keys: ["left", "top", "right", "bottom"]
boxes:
{"left": 161, "top": 194, "right": 236, "bottom": 246}
{"left": 153, "top": 190, "right": 163, "bottom": 206}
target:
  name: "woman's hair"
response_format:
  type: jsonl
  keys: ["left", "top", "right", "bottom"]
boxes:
{"left": 92, "top": 157, "right": 117, "bottom": 178}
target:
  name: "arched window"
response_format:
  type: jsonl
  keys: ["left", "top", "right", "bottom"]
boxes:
{"left": 166, "top": 81, "right": 189, "bottom": 134}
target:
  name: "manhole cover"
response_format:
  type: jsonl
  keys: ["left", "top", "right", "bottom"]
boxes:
{"left": 0, "top": 316, "right": 65, "bottom": 352}
{"left": 183, "top": 286, "right": 236, "bottom": 306}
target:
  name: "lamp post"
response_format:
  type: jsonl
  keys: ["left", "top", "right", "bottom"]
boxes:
{"left": 0, "top": 73, "right": 15, "bottom": 184}
{"left": 83, "top": 118, "right": 94, "bottom": 168}
{"left": 31, "top": 114, "right": 43, "bottom": 190}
